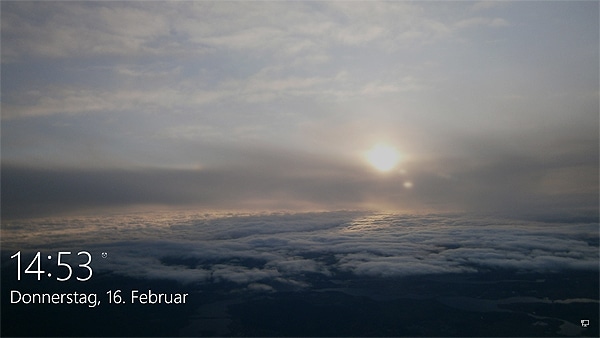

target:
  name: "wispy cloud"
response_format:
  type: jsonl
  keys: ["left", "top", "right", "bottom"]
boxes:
{"left": 470, "top": 1, "right": 506, "bottom": 12}
{"left": 454, "top": 17, "right": 509, "bottom": 29}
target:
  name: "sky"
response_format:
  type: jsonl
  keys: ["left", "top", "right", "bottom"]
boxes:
{"left": 2, "top": 1, "right": 598, "bottom": 219}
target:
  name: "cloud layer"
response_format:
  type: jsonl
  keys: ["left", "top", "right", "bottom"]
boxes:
{"left": 3, "top": 212, "right": 597, "bottom": 288}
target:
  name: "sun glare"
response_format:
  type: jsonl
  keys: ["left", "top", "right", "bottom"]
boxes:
{"left": 366, "top": 144, "right": 400, "bottom": 172}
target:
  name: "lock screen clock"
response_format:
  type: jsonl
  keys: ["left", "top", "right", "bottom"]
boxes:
{"left": 10, "top": 251, "right": 93, "bottom": 282}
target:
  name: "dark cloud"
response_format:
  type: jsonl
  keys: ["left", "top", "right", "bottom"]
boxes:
{"left": 1, "top": 157, "right": 369, "bottom": 218}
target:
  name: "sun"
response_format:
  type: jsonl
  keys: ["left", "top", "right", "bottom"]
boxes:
{"left": 366, "top": 144, "right": 401, "bottom": 172}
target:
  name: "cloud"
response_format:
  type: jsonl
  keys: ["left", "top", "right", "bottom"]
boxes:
{"left": 340, "top": 256, "right": 475, "bottom": 277}
{"left": 211, "top": 265, "right": 280, "bottom": 284}
{"left": 2, "top": 212, "right": 597, "bottom": 289}
{"left": 1, "top": 64, "right": 428, "bottom": 120}
{"left": 470, "top": 1, "right": 506, "bottom": 12}
{"left": 1, "top": 1, "right": 443, "bottom": 63}
{"left": 1, "top": 85, "right": 221, "bottom": 120}
{"left": 1, "top": 67, "right": 369, "bottom": 120}
{"left": 455, "top": 17, "right": 510, "bottom": 29}
{"left": 1, "top": 2, "right": 172, "bottom": 60}
{"left": 266, "top": 258, "right": 331, "bottom": 276}
{"left": 247, "top": 283, "right": 276, "bottom": 293}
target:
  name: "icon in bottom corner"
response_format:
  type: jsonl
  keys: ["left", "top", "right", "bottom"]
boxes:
{"left": 581, "top": 319, "right": 589, "bottom": 327}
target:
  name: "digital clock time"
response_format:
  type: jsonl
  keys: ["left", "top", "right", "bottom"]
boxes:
{"left": 10, "top": 251, "right": 93, "bottom": 282}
